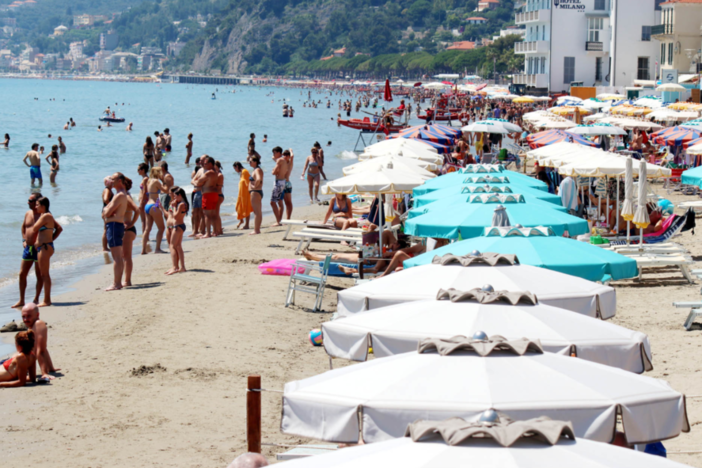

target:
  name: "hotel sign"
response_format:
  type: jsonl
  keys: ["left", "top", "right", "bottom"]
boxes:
{"left": 553, "top": 0, "right": 585, "bottom": 11}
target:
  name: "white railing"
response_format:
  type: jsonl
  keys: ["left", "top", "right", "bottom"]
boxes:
{"left": 512, "top": 74, "right": 548, "bottom": 88}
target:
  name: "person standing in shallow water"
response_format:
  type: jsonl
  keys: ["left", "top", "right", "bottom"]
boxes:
{"left": 33, "top": 197, "right": 62, "bottom": 306}
{"left": 185, "top": 133, "right": 193, "bottom": 164}
{"left": 23, "top": 143, "right": 42, "bottom": 187}
{"left": 13, "top": 192, "right": 44, "bottom": 309}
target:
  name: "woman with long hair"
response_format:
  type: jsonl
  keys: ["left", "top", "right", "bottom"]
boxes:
{"left": 143, "top": 136, "right": 155, "bottom": 168}
{"left": 300, "top": 147, "right": 322, "bottom": 203}
{"left": 45, "top": 144, "right": 60, "bottom": 184}
{"left": 136, "top": 163, "right": 149, "bottom": 234}
{"left": 323, "top": 193, "right": 357, "bottom": 230}
{"left": 33, "top": 197, "right": 62, "bottom": 306}
{"left": 122, "top": 176, "right": 140, "bottom": 287}
{"left": 234, "top": 161, "right": 253, "bottom": 229}
{"left": 165, "top": 186, "right": 189, "bottom": 275}
{"left": 143, "top": 167, "right": 166, "bottom": 255}
{"left": 0, "top": 331, "right": 36, "bottom": 387}
{"left": 249, "top": 156, "right": 263, "bottom": 235}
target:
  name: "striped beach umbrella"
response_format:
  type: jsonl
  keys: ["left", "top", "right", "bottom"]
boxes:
{"left": 650, "top": 126, "right": 702, "bottom": 146}
{"left": 394, "top": 124, "right": 461, "bottom": 145}
{"left": 526, "top": 130, "right": 598, "bottom": 149}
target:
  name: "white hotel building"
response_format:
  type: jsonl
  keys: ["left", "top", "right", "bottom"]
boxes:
{"left": 512, "top": 0, "right": 663, "bottom": 94}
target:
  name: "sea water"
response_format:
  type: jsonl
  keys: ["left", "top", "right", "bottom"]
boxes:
{"left": 0, "top": 79, "right": 423, "bottom": 316}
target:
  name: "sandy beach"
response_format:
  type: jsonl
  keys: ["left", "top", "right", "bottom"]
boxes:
{"left": 1, "top": 186, "right": 702, "bottom": 468}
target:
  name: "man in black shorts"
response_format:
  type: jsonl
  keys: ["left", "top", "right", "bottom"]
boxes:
{"left": 13, "top": 192, "right": 44, "bottom": 308}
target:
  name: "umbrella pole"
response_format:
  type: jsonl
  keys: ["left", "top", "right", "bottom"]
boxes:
{"left": 378, "top": 193, "right": 384, "bottom": 257}
{"left": 606, "top": 178, "right": 610, "bottom": 231}
{"left": 616, "top": 176, "right": 620, "bottom": 234}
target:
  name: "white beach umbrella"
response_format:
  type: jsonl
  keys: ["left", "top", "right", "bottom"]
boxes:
{"left": 364, "top": 138, "right": 438, "bottom": 154}
{"left": 463, "top": 119, "right": 521, "bottom": 134}
{"left": 323, "top": 298, "right": 652, "bottom": 373}
{"left": 322, "top": 166, "right": 430, "bottom": 195}
{"left": 622, "top": 156, "right": 635, "bottom": 244}
{"left": 423, "top": 82, "right": 451, "bottom": 89}
{"left": 343, "top": 155, "right": 438, "bottom": 176}
{"left": 557, "top": 95, "right": 583, "bottom": 104}
{"left": 336, "top": 263, "right": 616, "bottom": 319}
{"left": 635, "top": 97, "right": 663, "bottom": 108}
{"left": 597, "top": 93, "right": 625, "bottom": 100}
{"left": 567, "top": 124, "right": 626, "bottom": 136}
{"left": 282, "top": 342, "right": 689, "bottom": 443}
{"left": 536, "top": 119, "right": 576, "bottom": 129}
{"left": 686, "top": 142, "right": 702, "bottom": 155}
{"left": 657, "top": 83, "right": 686, "bottom": 92}
{"left": 359, "top": 147, "right": 444, "bottom": 165}
{"left": 274, "top": 428, "right": 696, "bottom": 468}
{"left": 434, "top": 73, "right": 460, "bottom": 79}
{"left": 633, "top": 159, "right": 651, "bottom": 244}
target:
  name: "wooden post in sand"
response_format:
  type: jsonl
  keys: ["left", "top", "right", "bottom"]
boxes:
{"left": 247, "top": 375, "right": 262, "bottom": 453}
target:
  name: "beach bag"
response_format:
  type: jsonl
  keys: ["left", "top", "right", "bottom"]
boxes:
{"left": 258, "top": 259, "right": 305, "bottom": 276}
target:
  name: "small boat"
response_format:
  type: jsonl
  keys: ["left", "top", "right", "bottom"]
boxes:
{"left": 337, "top": 117, "right": 408, "bottom": 133}
{"left": 99, "top": 116, "right": 125, "bottom": 123}
{"left": 418, "top": 110, "right": 465, "bottom": 121}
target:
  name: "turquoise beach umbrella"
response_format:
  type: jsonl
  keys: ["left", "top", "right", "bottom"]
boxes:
{"left": 405, "top": 196, "right": 589, "bottom": 239}
{"left": 409, "top": 190, "right": 568, "bottom": 218}
{"left": 682, "top": 165, "right": 702, "bottom": 188}
{"left": 413, "top": 170, "right": 548, "bottom": 197}
{"left": 403, "top": 226, "right": 638, "bottom": 282}
{"left": 414, "top": 182, "right": 562, "bottom": 208}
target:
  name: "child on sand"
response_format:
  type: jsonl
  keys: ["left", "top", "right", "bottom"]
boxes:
{"left": 165, "top": 187, "right": 188, "bottom": 275}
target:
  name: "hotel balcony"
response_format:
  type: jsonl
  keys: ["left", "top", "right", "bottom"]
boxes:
{"left": 651, "top": 24, "right": 673, "bottom": 36}
{"left": 514, "top": 40, "right": 549, "bottom": 54}
{"left": 515, "top": 9, "right": 550, "bottom": 24}
{"left": 512, "top": 73, "right": 548, "bottom": 88}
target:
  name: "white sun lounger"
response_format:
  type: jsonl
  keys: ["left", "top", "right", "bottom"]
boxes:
{"left": 293, "top": 229, "right": 362, "bottom": 254}
{"left": 281, "top": 220, "right": 336, "bottom": 240}
{"left": 626, "top": 253, "right": 694, "bottom": 283}
{"left": 605, "top": 243, "right": 687, "bottom": 255}
{"left": 673, "top": 301, "right": 702, "bottom": 330}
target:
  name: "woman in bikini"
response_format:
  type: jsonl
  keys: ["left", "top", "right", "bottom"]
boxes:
{"left": 323, "top": 194, "right": 357, "bottom": 230}
{"left": 136, "top": 163, "right": 149, "bottom": 234}
{"left": 300, "top": 147, "right": 322, "bottom": 203}
{"left": 0, "top": 331, "right": 35, "bottom": 388}
{"left": 143, "top": 136, "right": 155, "bottom": 168}
{"left": 45, "top": 144, "right": 59, "bottom": 184}
{"left": 165, "top": 187, "right": 188, "bottom": 275}
{"left": 249, "top": 155, "right": 264, "bottom": 235}
{"left": 122, "top": 177, "right": 140, "bottom": 287}
{"left": 143, "top": 167, "right": 166, "bottom": 255}
{"left": 33, "top": 197, "right": 62, "bottom": 307}
{"left": 314, "top": 141, "right": 327, "bottom": 180}
{"left": 215, "top": 161, "right": 225, "bottom": 236}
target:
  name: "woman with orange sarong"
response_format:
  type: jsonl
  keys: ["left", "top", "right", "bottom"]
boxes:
{"left": 234, "top": 162, "right": 253, "bottom": 229}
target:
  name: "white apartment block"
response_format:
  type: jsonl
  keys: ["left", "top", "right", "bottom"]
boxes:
{"left": 513, "top": 0, "right": 662, "bottom": 93}
{"left": 653, "top": 0, "right": 702, "bottom": 75}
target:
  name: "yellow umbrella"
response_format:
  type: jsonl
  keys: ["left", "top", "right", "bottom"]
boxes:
{"left": 513, "top": 97, "right": 535, "bottom": 103}
{"left": 549, "top": 106, "right": 592, "bottom": 116}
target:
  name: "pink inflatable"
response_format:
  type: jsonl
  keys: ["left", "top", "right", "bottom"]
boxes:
{"left": 258, "top": 259, "right": 305, "bottom": 276}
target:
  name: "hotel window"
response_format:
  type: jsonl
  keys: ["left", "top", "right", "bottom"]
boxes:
{"left": 641, "top": 26, "right": 651, "bottom": 42}
{"left": 637, "top": 57, "right": 650, "bottom": 80}
{"left": 540, "top": 57, "right": 546, "bottom": 74}
{"left": 595, "top": 57, "right": 603, "bottom": 81}
{"left": 588, "top": 17, "right": 603, "bottom": 42}
{"left": 661, "top": 43, "right": 666, "bottom": 65}
{"left": 668, "top": 42, "right": 673, "bottom": 65}
{"left": 564, "top": 57, "right": 575, "bottom": 84}
{"left": 594, "top": 0, "right": 605, "bottom": 10}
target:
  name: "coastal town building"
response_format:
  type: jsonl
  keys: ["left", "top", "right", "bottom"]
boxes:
{"left": 53, "top": 25, "right": 68, "bottom": 36}
{"left": 446, "top": 41, "right": 477, "bottom": 51}
{"left": 652, "top": 0, "right": 702, "bottom": 75}
{"left": 73, "top": 14, "right": 108, "bottom": 27}
{"left": 466, "top": 17, "right": 488, "bottom": 24}
{"left": 167, "top": 41, "right": 186, "bottom": 57}
{"left": 68, "top": 41, "right": 84, "bottom": 60}
{"left": 477, "top": 0, "right": 501, "bottom": 11}
{"left": 99, "top": 31, "right": 118, "bottom": 51}
{"left": 513, "top": 0, "right": 662, "bottom": 93}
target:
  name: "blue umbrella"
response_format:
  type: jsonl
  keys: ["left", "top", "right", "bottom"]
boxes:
{"left": 405, "top": 198, "right": 589, "bottom": 239}
{"left": 414, "top": 182, "right": 562, "bottom": 208}
{"left": 413, "top": 170, "right": 548, "bottom": 197}
{"left": 403, "top": 227, "right": 638, "bottom": 282}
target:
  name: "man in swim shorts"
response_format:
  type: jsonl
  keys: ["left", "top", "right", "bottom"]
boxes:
{"left": 163, "top": 128, "right": 172, "bottom": 152}
{"left": 192, "top": 156, "right": 219, "bottom": 238}
{"left": 13, "top": 192, "right": 44, "bottom": 309}
{"left": 22, "top": 303, "right": 59, "bottom": 381}
{"left": 190, "top": 158, "right": 204, "bottom": 237}
{"left": 22, "top": 143, "right": 42, "bottom": 187}
{"left": 283, "top": 148, "right": 294, "bottom": 220}
{"left": 270, "top": 146, "right": 288, "bottom": 226}
{"left": 102, "top": 172, "right": 131, "bottom": 291}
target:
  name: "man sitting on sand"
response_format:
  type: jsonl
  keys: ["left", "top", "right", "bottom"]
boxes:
{"left": 227, "top": 453, "right": 268, "bottom": 468}
{"left": 22, "top": 303, "right": 59, "bottom": 381}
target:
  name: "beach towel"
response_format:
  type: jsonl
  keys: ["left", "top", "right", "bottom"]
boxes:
{"left": 559, "top": 177, "right": 578, "bottom": 212}
{"left": 236, "top": 169, "right": 254, "bottom": 220}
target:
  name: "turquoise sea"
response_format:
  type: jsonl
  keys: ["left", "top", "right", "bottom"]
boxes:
{"left": 0, "top": 78, "right": 421, "bottom": 345}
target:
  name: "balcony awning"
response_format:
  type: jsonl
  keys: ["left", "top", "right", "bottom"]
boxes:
{"left": 585, "top": 11, "right": 609, "bottom": 17}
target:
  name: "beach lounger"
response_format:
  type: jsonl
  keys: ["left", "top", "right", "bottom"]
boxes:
{"left": 281, "top": 220, "right": 336, "bottom": 240}
{"left": 605, "top": 243, "right": 687, "bottom": 255}
{"left": 626, "top": 253, "right": 694, "bottom": 283}
{"left": 285, "top": 254, "right": 331, "bottom": 312}
{"left": 293, "top": 229, "right": 362, "bottom": 254}
{"left": 672, "top": 301, "right": 702, "bottom": 330}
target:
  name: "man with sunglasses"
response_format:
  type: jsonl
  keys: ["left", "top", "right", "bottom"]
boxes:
{"left": 12, "top": 192, "right": 44, "bottom": 309}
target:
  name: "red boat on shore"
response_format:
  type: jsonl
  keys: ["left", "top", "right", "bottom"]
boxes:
{"left": 418, "top": 109, "right": 466, "bottom": 121}
{"left": 337, "top": 117, "right": 408, "bottom": 133}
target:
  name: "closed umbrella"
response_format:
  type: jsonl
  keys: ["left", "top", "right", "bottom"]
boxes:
{"left": 323, "top": 297, "right": 651, "bottom": 372}
{"left": 281, "top": 339, "right": 689, "bottom": 443}
{"left": 383, "top": 78, "right": 392, "bottom": 102}
{"left": 633, "top": 159, "right": 650, "bottom": 244}
{"left": 274, "top": 423, "right": 694, "bottom": 468}
{"left": 336, "top": 262, "right": 616, "bottom": 318}
{"left": 491, "top": 204, "right": 510, "bottom": 226}
{"left": 622, "top": 156, "right": 635, "bottom": 244}
{"left": 404, "top": 227, "right": 638, "bottom": 282}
